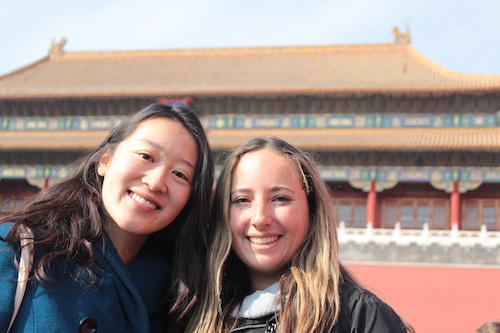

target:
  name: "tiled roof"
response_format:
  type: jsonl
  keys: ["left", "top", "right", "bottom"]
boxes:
{"left": 2, "top": 127, "right": 500, "bottom": 152}
{"left": 0, "top": 131, "right": 105, "bottom": 150}
{"left": 2, "top": 40, "right": 500, "bottom": 98}
{"left": 207, "top": 127, "right": 500, "bottom": 151}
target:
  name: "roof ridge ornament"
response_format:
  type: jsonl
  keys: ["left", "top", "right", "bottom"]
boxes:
{"left": 49, "top": 37, "right": 67, "bottom": 60}
{"left": 392, "top": 27, "right": 410, "bottom": 46}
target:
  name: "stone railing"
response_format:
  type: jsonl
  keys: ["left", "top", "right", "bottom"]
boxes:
{"left": 338, "top": 222, "right": 500, "bottom": 266}
{"left": 338, "top": 222, "right": 500, "bottom": 247}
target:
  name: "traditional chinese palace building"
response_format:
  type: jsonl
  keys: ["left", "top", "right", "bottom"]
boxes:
{"left": 1, "top": 30, "right": 500, "bottom": 332}
{"left": 1, "top": 30, "right": 500, "bottom": 233}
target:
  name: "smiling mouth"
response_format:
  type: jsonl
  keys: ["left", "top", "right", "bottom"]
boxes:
{"left": 248, "top": 236, "right": 280, "bottom": 245}
{"left": 128, "top": 191, "right": 160, "bottom": 210}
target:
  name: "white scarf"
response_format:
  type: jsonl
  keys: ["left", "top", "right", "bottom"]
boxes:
{"left": 231, "top": 282, "right": 280, "bottom": 319}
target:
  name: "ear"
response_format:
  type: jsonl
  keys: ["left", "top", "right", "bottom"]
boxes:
{"left": 97, "top": 151, "right": 112, "bottom": 177}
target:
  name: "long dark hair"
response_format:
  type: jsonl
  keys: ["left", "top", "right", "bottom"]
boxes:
{"left": 1, "top": 103, "right": 214, "bottom": 314}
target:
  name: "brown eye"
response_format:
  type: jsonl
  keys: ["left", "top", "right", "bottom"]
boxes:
{"left": 139, "top": 153, "right": 154, "bottom": 162}
{"left": 274, "top": 196, "right": 291, "bottom": 202}
{"left": 173, "top": 170, "right": 188, "bottom": 181}
{"left": 232, "top": 197, "right": 250, "bottom": 204}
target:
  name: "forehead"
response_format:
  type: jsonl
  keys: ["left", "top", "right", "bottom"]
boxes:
{"left": 123, "top": 117, "right": 197, "bottom": 156}
{"left": 233, "top": 148, "right": 301, "bottom": 184}
{"left": 130, "top": 117, "right": 184, "bottom": 134}
{"left": 125, "top": 118, "right": 193, "bottom": 143}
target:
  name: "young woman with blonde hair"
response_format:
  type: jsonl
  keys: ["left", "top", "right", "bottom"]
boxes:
{"left": 185, "top": 137, "right": 408, "bottom": 333}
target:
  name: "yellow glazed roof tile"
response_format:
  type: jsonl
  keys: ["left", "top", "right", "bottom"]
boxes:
{"left": 2, "top": 42, "right": 500, "bottom": 98}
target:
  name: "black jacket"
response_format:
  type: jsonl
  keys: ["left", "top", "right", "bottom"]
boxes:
{"left": 228, "top": 283, "right": 407, "bottom": 333}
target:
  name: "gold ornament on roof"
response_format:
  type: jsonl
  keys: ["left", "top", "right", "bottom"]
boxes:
{"left": 49, "top": 37, "right": 67, "bottom": 59}
{"left": 392, "top": 27, "right": 410, "bottom": 45}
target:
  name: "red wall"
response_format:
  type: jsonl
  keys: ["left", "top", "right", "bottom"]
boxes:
{"left": 345, "top": 263, "right": 500, "bottom": 333}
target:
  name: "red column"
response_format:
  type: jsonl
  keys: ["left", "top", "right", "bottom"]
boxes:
{"left": 367, "top": 180, "right": 378, "bottom": 227}
{"left": 450, "top": 181, "right": 460, "bottom": 229}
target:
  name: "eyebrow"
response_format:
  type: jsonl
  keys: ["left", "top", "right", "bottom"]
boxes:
{"left": 269, "top": 185, "right": 294, "bottom": 193}
{"left": 231, "top": 185, "right": 294, "bottom": 196}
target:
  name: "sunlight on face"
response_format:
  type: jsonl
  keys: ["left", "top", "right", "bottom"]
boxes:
{"left": 229, "top": 148, "right": 309, "bottom": 290}
{"left": 98, "top": 118, "right": 197, "bottom": 247}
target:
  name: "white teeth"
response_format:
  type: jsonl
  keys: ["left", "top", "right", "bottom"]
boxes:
{"left": 130, "top": 192, "right": 158, "bottom": 210}
{"left": 248, "top": 236, "right": 280, "bottom": 245}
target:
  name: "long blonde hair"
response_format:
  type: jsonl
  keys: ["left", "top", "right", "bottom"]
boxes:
{"left": 186, "top": 137, "right": 347, "bottom": 333}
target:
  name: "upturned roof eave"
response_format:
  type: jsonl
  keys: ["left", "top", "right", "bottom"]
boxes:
{"left": 2, "top": 41, "right": 500, "bottom": 99}
{"left": 2, "top": 85, "right": 500, "bottom": 100}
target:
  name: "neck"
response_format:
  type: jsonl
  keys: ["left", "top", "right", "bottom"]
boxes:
{"left": 249, "top": 271, "right": 281, "bottom": 292}
{"left": 105, "top": 225, "right": 148, "bottom": 264}
{"left": 114, "top": 238, "right": 147, "bottom": 264}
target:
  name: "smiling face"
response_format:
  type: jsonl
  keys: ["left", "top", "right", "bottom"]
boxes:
{"left": 229, "top": 148, "right": 310, "bottom": 290}
{"left": 97, "top": 118, "right": 198, "bottom": 249}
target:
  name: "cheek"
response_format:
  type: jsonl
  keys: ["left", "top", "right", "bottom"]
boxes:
{"left": 229, "top": 210, "right": 248, "bottom": 248}
{"left": 175, "top": 186, "right": 192, "bottom": 207}
{"left": 229, "top": 215, "right": 239, "bottom": 237}
{"left": 283, "top": 207, "right": 309, "bottom": 242}
{"left": 230, "top": 222, "right": 246, "bottom": 255}
{"left": 298, "top": 223, "right": 309, "bottom": 244}
{"left": 229, "top": 208, "right": 245, "bottom": 233}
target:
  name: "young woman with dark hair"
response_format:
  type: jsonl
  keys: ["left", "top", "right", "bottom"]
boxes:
{"left": 0, "top": 102, "right": 214, "bottom": 333}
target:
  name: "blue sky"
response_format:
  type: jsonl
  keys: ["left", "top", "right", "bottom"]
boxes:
{"left": 1, "top": 0, "right": 499, "bottom": 76}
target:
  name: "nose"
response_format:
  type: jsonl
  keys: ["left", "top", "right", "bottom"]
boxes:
{"left": 142, "top": 166, "right": 168, "bottom": 193}
{"left": 250, "top": 200, "right": 272, "bottom": 228}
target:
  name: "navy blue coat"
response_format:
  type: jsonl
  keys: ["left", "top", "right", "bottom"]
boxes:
{"left": 0, "top": 222, "right": 170, "bottom": 333}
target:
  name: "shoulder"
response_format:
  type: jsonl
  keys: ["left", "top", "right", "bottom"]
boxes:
{"left": 0, "top": 221, "right": 15, "bottom": 238}
{"left": 337, "top": 283, "right": 407, "bottom": 333}
{"left": 0, "top": 222, "right": 18, "bottom": 333}
{"left": 0, "top": 222, "right": 16, "bottom": 265}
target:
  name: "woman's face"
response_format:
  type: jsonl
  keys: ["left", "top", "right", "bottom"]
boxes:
{"left": 98, "top": 118, "right": 197, "bottom": 245}
{"left": 229, "top": 148, "right": 310, "bottom": 290}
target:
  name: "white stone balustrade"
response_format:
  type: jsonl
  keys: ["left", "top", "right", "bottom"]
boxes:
{"left": 337, "top": 222, "right": 500, "bottom": 248}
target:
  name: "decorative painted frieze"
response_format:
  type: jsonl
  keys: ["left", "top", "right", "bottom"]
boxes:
{"left": 1, "top": 113, "right": 498, "bottom": 131}
{"left": 202, "top": 113, "right": 498, "bottom": 129}
{"left": 0, "top": 116, "right": 122, "bottom": 131}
